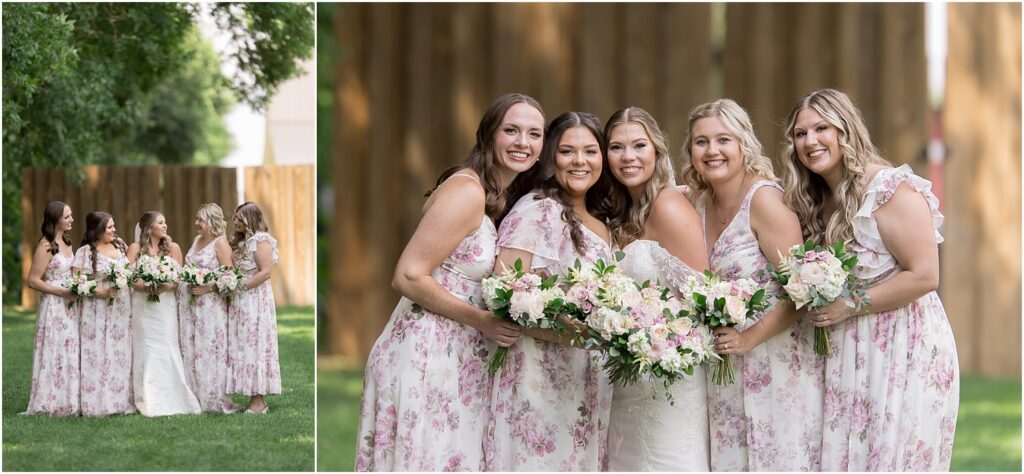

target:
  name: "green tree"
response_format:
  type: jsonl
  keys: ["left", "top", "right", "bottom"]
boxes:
{"left": 2, "top": 2, "right": 314, "bottom": 301}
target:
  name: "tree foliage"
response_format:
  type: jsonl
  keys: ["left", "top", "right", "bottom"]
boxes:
{"left": 1, "top": 2, "right": 314, "bottom": 301}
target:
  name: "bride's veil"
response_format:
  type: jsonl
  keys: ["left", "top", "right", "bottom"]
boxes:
{"left": 134, "top": 223, "right": 142, "bottom": 244}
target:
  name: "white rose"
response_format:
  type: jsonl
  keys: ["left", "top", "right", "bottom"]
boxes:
{"left": 784, "top": 278, "right": 812, "bottom": 308}
{"left": 510, "top": 290, "right": 546, "bottom": 323}
{"left": 724, "top": 294, "right": 748, "bottom": 324}
{"left": 668, "top": 317, "right": 693, "bottom": 335}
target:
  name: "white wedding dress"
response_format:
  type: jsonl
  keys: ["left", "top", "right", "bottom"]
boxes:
{"left": 606, "top": 240, "right": 711, "bottom": 471}
{"left": 131, "top": 258, "right": 201, "bottom": 417}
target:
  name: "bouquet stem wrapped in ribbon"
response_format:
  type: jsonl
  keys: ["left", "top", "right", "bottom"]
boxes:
{"left": 479, "top": 258, "right": 569, "bottom": 374}
{"left": 766, "top": 240, "right": 869, "bottom": 356}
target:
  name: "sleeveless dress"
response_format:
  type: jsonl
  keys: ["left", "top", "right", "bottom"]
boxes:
{"left": 484, "top": 193, "right": 613, "bottom": 471}
{"left": 178, "top": 236, "right": 242, "bottom": 413}
{"left": 73, "top": 246, "right": 137, "bottom": 416}
{"left": 131, "top": 256, "right": 201, "bottom": 417}
{"left": 356, "top": 175, "right": 497, "bottom": 471}
{"left": 21, "top": 251, "right": 81, "bottom": 416}
{"left": 226, "top": 231, "right": 282, "bottom": 396}
{"left": 607, "top": 237, "right": 711, "bottom": 471}
{"left": 820, "top": 165, "right": 959, "bottom": 471}
{"left": 697, "top": 180, "right": 825, "bottom": 471}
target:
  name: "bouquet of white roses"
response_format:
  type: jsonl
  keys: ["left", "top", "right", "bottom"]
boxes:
{"left": 182, "top": 264, "right": 215, "bottom": 305}
{"left": 104, "top": 261, "right": 132, "bottom": 306}
{"left": 585, "top": 279, "right": 716, "bottom": 399}
{"left": 64, "top": 271, "right": 98, "bottom": 308}
{"left": 766, "top": 240, "right": 868, "bottom": 355}
{"left": 480, "top": 258, "right": 570, "bottom": 374}
{"left": 214, "top": 265, "right": 245, "bottom": 305}
{"left": 134, "top": 255, "right": 180, "bottom": 302}
{"left": 686, "top": 271, "right": 769, "bottom": 385}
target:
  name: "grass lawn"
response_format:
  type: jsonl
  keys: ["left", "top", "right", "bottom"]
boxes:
{"left": 3, "top": 305, "right": 315, "bottom": 471}
{"left": 317, "top": 365, "right": 1021, "bottom": 472}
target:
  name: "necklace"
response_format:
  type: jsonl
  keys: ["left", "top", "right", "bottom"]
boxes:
{"left": 712, "top": 174, "right": 749, "bottom": 225}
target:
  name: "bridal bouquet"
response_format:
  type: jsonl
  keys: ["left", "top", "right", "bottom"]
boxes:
{"left": 766, "top": 240, "right": 868, "bottom": 355}
{"left": 134, "top": 255, "right": 180, "bottom": 302}
{"left": 559, "top": 252, "right": 635, "bottom": 331}
{"left": 585, "top": 279, "right": 716, "bottom": 394}
{"left": 480, "top": 258, "right": 569, "bottom": 374}
{"left": 182, "top": 264, "right": 215, "bottom": 305}
{"left": 64, "top": 271, "right": 98, "bottom": 308}
{"left": 686, "top": 271, "right": 769, "bottom": 385}
{"left": 214, "top": 265, "right": 245, "bottom": 305}
{"left": 104, "top": 262, "right": 133, "bottom": 305}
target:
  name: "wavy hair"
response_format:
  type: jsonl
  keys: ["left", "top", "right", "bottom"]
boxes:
{"left": 80, "top": 211, "right": 127, "bottom": 274}
{"left": 780, "top": 89, "right": 892, "bottom": 243}
{"left": 230, "top": 201, "right": 270, "bottom": 259}
{"left": 507, "top": 111, "right": 611, "bottom": 254}
{"left": 137, "top": 211, "right": 172, "bottom": 258}
{"left": 603, "top": 106, "right": 676, "bottom": 245}
{"left": 39, "top": 201, "right": 72, "bottom": 255}
{"left": 680, "top": 98, "right": 778, "bottom": 203}
{"left": 426, "top": 92, "right": 544, "bottom": 223}
{"left": 196, "top": 203, "right": 227, "bottom": 237}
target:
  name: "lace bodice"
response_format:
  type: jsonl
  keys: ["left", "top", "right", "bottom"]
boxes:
{"left": 619, "top": 239, "right": 703, "bottom": 293}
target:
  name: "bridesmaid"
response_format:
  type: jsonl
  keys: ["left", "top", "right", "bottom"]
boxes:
{"left": 355, "top": 93, "right": 543, "bottom": 471}
{"left": 226, "top": 201, "right": 282, "bottom": 414}
{"left": 782, "top": 88, "right": 958, "bottom": 470}
{"left": 484, "top": 111, "right": 613, "bottom": 471}
{"left": 179, "top": 203, "right": 242, "bottom": 413}
{"left": 602, "top": 107, "right": 711, "bottom": 471}
{"left": 21, "top": 201, "right": 81, "bottom": 416}
{"left": 680, "top": 98, "right": 823, "bottom": 470}
{"left": 72, "top": 211, "right": 136, "bottom": 416}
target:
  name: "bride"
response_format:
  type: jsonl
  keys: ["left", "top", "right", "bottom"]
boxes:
{"left": 127, "top": 211, "right": 201, "bottom": 417}
{"left": 603, "top": 107, "right": 711, "bottom": 471}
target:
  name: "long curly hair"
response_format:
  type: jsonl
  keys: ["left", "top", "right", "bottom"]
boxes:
{"left": 230, "top": 202, "right": 269, "bottom": 260}
{"left": 137, "top": 211, "right": 172, "bottom": 258}
{"left": 40, "top": 201, "right": 72, "bottom": 256}
{"left": 506, "top": 111, "right": 612, "bottom": 254}
{"left": 80, "top": 211, "right": 127, "bottom": 274}
{"left": 603, "top": 106, "right": 676, "bottom": 245}
{"left": 679, "top": 98, "right": 778, "bottom": 203}
{"left": 780, "top": 89, "right": 892, "bottom": 243}
{"left": 427, "top": 92, "right": 545, "bottom": 223}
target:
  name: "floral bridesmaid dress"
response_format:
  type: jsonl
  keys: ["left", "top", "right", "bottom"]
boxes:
{"left": 21, "top": 251, "right": 80, "bottom": 416}
{"left": 484, "top": 193, "right": 613, "bottom": 471}
{"left": 179, "top": 235, "right": 242, "bottom": 413}
{"left": 820, "top": 164, "right": 959, "bottom": 471}
{"left": 73, "top": 246, "right": 136, "bottom": 416}
{"left": 356, "top": 205, "right": 497, "bottom": 471}
{"left": 698, "top": 180, "right": 824, "bottom": 471}
{"left": 226, "top": 231, "right": 282, "bottom": 397}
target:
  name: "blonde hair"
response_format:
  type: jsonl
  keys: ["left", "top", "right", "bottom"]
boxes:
{"left": 780, "top": 89, "right": 892, "bottom": 244}
{"left": 196, "top": 203, "right": 227, "bottom": 236}
{"left": 680, "top": 98, "right": 777, "bottom": 202}
{"left": 230, "top": 201, "right": 270, "bottom": 259}
{"left": 138, "top": 211, "right": 172, "bottom": 257}
{"left": 604, "top": 106, "right": 676, "bottom": 245}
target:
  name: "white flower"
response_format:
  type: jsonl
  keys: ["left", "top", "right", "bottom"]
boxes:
{"left": 784, "top": 277, "right": 812, "bottom": 308}
{"left": 509, "top": 290, "right": 546, "bottom": 323}
{"left": 668, "top": 317, "right": 693, "bottom": 335}
{"left": 481, "top": 277, "right": 503, "bottom": 309}
{"left": 798, "top": 261, "right": 828, "bottom": 286}
{"left": 724, "top": 294, "right": 748, "bottom": 324}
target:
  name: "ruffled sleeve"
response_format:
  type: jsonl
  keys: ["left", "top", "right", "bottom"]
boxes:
{"left": 72, "top": 246, "right": 93, "bottom": 274}
{"left": 247, "top": 232, "right": 280, "bottom": 264}
{"left": 496, "top": 193, "right": 568, "bottom": 273}
{"left": 852, "top": 165, "right": 944, "bottom": 277}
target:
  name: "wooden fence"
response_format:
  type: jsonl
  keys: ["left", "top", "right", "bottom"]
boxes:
{"left": 325, "top": 3, "right": 1021, "bottom": 377}
{"left": 20, "top": 164, "right": 315, "bottom": 308}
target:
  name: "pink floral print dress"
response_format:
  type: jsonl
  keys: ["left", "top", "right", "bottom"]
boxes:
{"left": 483, "top": 193, "right": 613, "bottom": 471}
{"left": 226, "top": 231, "right": 282, "bottom": 396}
{"left": 178, "top": 235, "right": 242, "bottom": 413}
{"left": 697, "top": 180, "right": 825, "bottom": 471}
{"left": 21, "top": 251, "right": 81, "bottom": 416}
{"left": 72, "top": 245, "right": 137, "bottom": 416}
{"left": 820, "top": 165, "right": 959, "bottom": 471}
{"left": 356, "top": 215, "right": 498, "bottom": 471}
